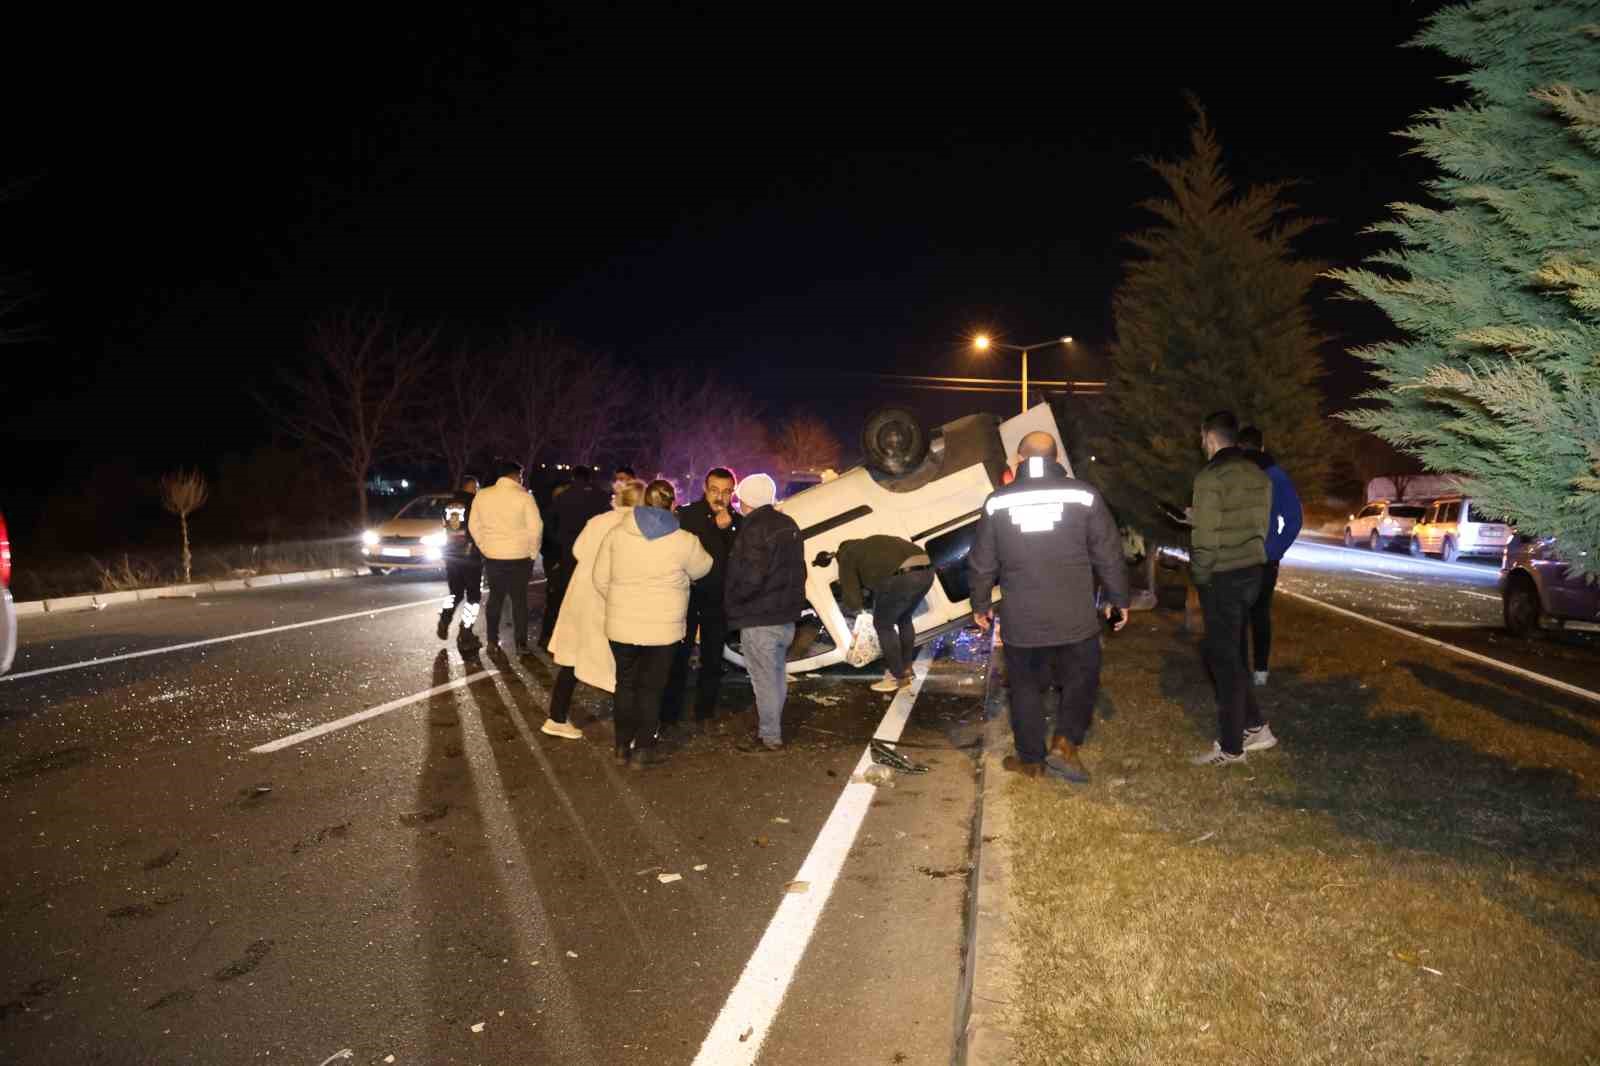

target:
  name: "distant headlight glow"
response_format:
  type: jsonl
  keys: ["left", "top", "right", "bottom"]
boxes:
{"left": 420, "top": 531, "right": 447, "bottom": 548}
{"left": 362, "top": 530, "right": 380, "bottom": 547}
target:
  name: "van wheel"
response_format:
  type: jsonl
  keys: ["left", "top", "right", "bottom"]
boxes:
{"left": 1441, "top": 536, "right": 1459, "bottom": 563}
{"left": 368, "top": 566, "right": 393, "bottom": 576}
{"left": 1369, "top": 530, "right": 1381, "bottom": 552}
{"left": 1503, "top": 574, "right": 1542, "bottom": 637}
{"left": 861, "top": 407, "right": 929, "bottom": 476}
{"left": 1409, "top": 537, "right": 1423, "bottom": 558}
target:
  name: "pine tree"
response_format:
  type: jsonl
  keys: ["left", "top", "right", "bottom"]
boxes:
{"left": 1330, "top": 1, "right": 1600, "bottom": 579}
{"left": 1089, "top": 102, "right": 1332, "bottom": 535}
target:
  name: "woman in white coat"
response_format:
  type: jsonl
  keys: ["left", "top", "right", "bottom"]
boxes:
{"left": 541, "top": 480, "right": 646, "bottom": 739}
{"left": 593, "top": 479, "right": 713, "bottom": 768}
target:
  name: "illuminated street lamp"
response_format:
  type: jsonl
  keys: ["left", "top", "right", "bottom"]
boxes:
{"left": 971, "top": 333, "right": 1074, "bottom": 413}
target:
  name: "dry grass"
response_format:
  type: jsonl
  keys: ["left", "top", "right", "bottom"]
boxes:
{"left": 13, "top": 540, "right": 360, "bottom": 600}
{"left": 1002, "top": 598, "right": 1600, "bottom": 1065}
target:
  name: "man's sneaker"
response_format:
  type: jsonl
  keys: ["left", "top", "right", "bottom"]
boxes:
{"left": 1243, "top": 724, "right": 1278, "bottom": 752}
{"left": 1000, "top": 755, "right": 1044, "bottom": 779}
{"left": 1252, "top": 670, "right": 1269, "bottom": 687}
{"left": 1045, "top": 736, "right": 1091, "bottom": 783}
{"left": 736, "top": 734, "right": 783, "bottom": 754}
{"left": 541, "top": 719, "right": 583, "bottom": 740}
{"left": 436, "top": 614, "right": 451, "bottom": 640}
{"left": 1191, "top": 742, "right": 1246, "bottom": 767}
{"left": 870, "top": 672, "right": 901, "bottom": 693}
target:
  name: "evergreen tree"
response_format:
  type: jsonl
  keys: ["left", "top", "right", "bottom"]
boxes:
{"left": 1331, "top": 1, "right": 1599, "bottom": 578}
{"left": 1089, "top": 102, "right": 1332, "bottom": 535}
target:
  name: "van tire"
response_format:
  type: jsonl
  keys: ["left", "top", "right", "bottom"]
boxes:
{"left": 1409, "top": 537, "right": 1423, "bottom": 558}
{"left": 1503, "top": 573, "right": 1542, "bottom": 637}
{"left": 861, "top": 407, "right": 929, "bottom": 476}
{"left": 1441, "top": 536, "right": 1459, "bottom": 563}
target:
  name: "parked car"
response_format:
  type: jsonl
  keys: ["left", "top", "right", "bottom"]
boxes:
{"left": 1501, "top": 536, "right": 1600, "bottom": 636}
{"left": 360, "top": 493, "right": 455, "bottom": 574}
{"left": 0, "top": 512, "right": 14, "bottom": 675}
{"left": 1343, "top": 499, "right": 1426, "bottom": 552}
{"left": 1409, "top": 495, "right": 1513, "bottom": 562}
{"left": 723, "top": 403, "right": 1070, "bottom": 675}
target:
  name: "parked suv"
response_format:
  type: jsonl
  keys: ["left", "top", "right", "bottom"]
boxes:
{"left": 1344, "top": 499, "right": 1426, "bottom": 552}
{"left": 1501, "top": 536, "right": 1600, "bottom": 636}
{"left": 1409, "top": 495, "right": 1513, "bottom": 562}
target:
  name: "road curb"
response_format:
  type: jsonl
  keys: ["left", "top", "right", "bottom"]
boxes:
{"left": 957, "top": 639, "right": 1020, "bottom": 1066}
{"left": 22, "top": 567, "right": 365, "bottom": 615}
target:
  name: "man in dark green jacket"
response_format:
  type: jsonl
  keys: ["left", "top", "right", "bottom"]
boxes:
{"left": 1190, "top": 410, "right": 1276, "bottom": 766}
{"left": 826, "top": 535, "right": 934, "bottom": 693}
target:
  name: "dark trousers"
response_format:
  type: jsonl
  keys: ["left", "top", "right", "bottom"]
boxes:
{"left": 540, "top": 557, "right": 571, "bottom": 647}
{"left": 662, "top": 596, "right": 729, "bottom": 723}
{"left": 547, "top": 664, "right": 579, "bottom": 724}
{"left": 1004, "top": 636, "right": 1102, "bottom": 763}
{"left": 873, "top": 569, "right": 935, "bottom": 678}
{"left": 1245, "top": 561, "right": 1280, "bottom": 672}
{"left": 1200, "top": 565, "right": 1267, "bottom": 755}
{"left": 610, "top": 641, "right": 675, "bottom": 752}
{"left": 483, "top": 556, "right": 533, "bottom": 647}
{"left": 444, "top": 561, "right": 482, "bottom": 611}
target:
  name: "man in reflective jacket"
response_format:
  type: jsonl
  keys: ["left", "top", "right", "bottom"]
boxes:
{"left": 969, "top": 432, "right": 1128, "bottom": 782}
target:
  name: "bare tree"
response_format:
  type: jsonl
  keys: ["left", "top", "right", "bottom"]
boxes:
{"left": 772, "top": 415, "right": 843, "bottom": 474}
{"left": 160, "top": 469, "right": 209, "bottom": 583}
{"left": 269, "top": 309, "right": 437, "bottom": 528}
{"left": 494, "top": 328, "right": 586, "bottom": 474}
{"left": 427, "top": 344, "right": 502, "bottom": 488}
{"left": 558, "top": 352, "right": 639, "bottom": 467}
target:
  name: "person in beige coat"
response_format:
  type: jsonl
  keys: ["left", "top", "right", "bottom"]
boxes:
{"left": 540, "top": 480, "right": 646, "bottom": 739}
{"left": 593, "top": 479, "right": 713, "bottom": 768}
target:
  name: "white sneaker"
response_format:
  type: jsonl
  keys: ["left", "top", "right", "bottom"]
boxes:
{"left": 1252, "top": 670, "right": 1268, "bottom": 687}
{"left": 1243, "top": 724, "right": 1278, "bottom": 751}
{"left": 540, "top": 719, "right": 584, "bottom": 740}
{"left": 1191, "top": 741, "right": 1246, "bottom": 767}
{"left": 870, "top": 673, "right": 901, "bottom": 693}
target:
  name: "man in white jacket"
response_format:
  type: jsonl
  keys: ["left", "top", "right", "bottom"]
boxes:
{"left": 468, "top": 459, "right": 544, "bottom": 654}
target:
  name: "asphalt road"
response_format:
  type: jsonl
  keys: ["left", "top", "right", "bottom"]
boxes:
{"left": 0, "top": 573, "right": 987, "bottom": 1065}
{"left": 1278, "top": 533, "right": 1600, "bottom": 697}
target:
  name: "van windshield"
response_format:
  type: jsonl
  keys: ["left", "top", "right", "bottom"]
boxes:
{"left": 396, "top": 496, "right": 451, "bottom": 521}
{"left": 1389, "top": 506, "right": 1425, "bottom": 519}
{"left": 1467, "top": 504, "right": 1502, "bottom": 524}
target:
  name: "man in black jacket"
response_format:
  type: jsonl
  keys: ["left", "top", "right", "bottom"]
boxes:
{"left": 724, "top": 473, "right": 806, "bottom": 752}
{"left": 437, "top": 475, "right": 483, "bottom": 655}
{"left": 538, "top": 466, "right": 612, "bottom": 650}
{"left": 822, "top": 535, "right": 933, "bottom": 693}
{"left": 662, "top": 467, "right": 741, "bottom": 734}
{"left": 969, "top": 432, "right": 1128, "bottom": 782}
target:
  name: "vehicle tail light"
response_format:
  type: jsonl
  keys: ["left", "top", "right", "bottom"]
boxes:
{"left": 0, "top": 514, "right": 10, "bottom": 588}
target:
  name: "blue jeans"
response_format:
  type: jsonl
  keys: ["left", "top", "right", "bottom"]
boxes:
{"left": 741, "top": 623, "right": 794, "bottom": 745}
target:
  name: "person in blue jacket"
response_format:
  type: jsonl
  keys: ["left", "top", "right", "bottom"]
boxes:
{"left": 1238, "top": 426, "right": 1302, "bottom": 686}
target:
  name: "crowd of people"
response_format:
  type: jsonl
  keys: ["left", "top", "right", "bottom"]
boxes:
{"left": 430, "top": 407, "right": 1302, "bottom": 779}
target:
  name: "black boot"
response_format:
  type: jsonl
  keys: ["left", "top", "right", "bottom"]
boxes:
{"left": 437, "top": 610, "right": 452, "bottom": 640}
{"left": 456, "top": 623, "right": 481, "bottom": 656}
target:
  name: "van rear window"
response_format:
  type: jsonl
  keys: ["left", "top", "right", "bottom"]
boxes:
{"left": 1389, "top": 506, "right": 1425, "bottom": 518}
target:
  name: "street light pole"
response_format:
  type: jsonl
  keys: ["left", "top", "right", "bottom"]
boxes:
{"left": 973, "top": 334, "right": 1074, "bottom": 413}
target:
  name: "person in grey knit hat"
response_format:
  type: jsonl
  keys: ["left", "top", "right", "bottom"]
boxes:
{"left": 723, "top": 473, "right": 806, "bottom": 751}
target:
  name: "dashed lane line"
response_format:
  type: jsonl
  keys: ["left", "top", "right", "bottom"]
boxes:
{"left": 249, "top": 669, "right": 501, "bottom": 753}
{"left": 1351, "top": 568, "right": 1403, "bottom": 581}
{"left": 691, "top": 643, "right": 936, "bottom": 1066}
{"left": 2, "top": 597, "right": 444, "bottom": 683}
{"left": 1280, "top": 588, "right": 1600, "bottom": 706}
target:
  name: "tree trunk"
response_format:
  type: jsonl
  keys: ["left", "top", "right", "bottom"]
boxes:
{"left": 180, "top": 515, "right": 192, "bottom": 584}
{"left": 356, "top": 476, "right": 369, "bottom": 531}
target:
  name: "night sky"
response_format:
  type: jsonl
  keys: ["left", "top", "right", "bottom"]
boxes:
{"left": 4, "top": 4, "right": 1462, "bottom": 536}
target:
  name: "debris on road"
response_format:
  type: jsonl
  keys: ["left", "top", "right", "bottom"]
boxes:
{"left": 1188, "top": 830, "right": 1217, "bottom": 845}
{"left": 753, "top": 835, "right": 772, "bottom": 847}
{"left": 657, "top": 873, "right": 682, "bottom": 884}
{"left": 693, "top": 863, "right": 708, "bottom": 872}
{"left": 861, "top": 766, "right": 895, "bottom": 786}
{"left": 784, "top": 880, "right": 810, "bottom": 894}
{"left": 566, "top": 950, "right": 579, "bottom": 958}
{"left": 470, "top": 1021, "right": 485, "bottom": 1033}
{"left": 771, "top": 816, "right": 790, "bottom": 824}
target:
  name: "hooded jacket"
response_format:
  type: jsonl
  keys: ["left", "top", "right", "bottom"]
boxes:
{"left": 1190, "top": 446, "right": 1272, "bottom": 585}
{"left": 548, "top": 507, "right": 627, "bottom": 692}
{"left": 723, "top": 503, "right": 807, "bottom": 630}
{"left": 592, "top": 506, "right": 714, "bottom": 646}
{"left": 1247, "top": 450, "right": 1303, "bottom": 563}
{"left": 968, "top": 457, "right": 1129, "bottom": 647}
{"left": 468, "top": 476, "right": 544, "bottom": 561}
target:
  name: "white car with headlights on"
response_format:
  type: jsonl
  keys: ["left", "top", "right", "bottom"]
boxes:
{"left": 361, "top": 493, "right": 454, "bottom": 574}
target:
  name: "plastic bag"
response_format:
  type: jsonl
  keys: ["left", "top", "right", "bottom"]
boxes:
{"left": 844, "top": 612, "right": 881, "bottom": 668}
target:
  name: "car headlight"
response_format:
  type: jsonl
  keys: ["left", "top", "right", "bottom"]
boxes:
{"left": 420, "top": 531, "right": 447, "bottom": 548}
{"left": 361, "top": 530, "right": 380, "bottom": 547}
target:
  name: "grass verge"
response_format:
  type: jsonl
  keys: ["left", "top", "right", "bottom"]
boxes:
{"left": 12, "top": 540, "right": 361, "bottom": 600}
{"left": 1002, "top": 597, "right": 1600, "bottom": 1065}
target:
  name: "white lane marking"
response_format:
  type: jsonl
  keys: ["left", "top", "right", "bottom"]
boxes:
{"left": 692, "top": 644, "right": 935, "bottom": 1066}
{"left": 1289, "top": 538, "right": 1500, "bottom": 578}
{"left": 1352, "top": 568, "right": 1403, "bottom": 581}
{"left": 1460, "top": 591, "right": 1500, "bottom": 601}
{"left": 250, "top": 669, "right": 500, "bottom": 753}
{"left": 3, "top": 597, "right": 443, "bottom": 683}
{"left": 1280, "top": 589, "right": 1600, "bottom": 706}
